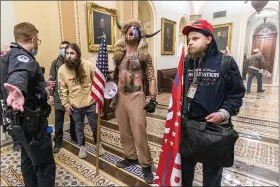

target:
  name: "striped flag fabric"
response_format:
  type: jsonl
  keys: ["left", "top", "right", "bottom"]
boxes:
{"left": 91, "top": 38, "right": 108, "bottom": 112}
{"left": 154, "top": 46, "right": 185, "bottom": 186}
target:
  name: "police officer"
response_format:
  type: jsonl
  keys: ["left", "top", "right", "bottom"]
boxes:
{"left": 0, "top": 22, "right": 55, "bottom": 187}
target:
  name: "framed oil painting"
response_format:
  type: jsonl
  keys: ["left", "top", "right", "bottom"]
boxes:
{"left": 161, "top": 18, "right": 176, "bottom": 55}
{"left": 213, "top": 23, "right": 232, "bottom": 53}
{"left": 87, "top": 2, "right": 117, "bottom": 52}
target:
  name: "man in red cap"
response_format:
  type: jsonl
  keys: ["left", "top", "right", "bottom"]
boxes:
{"left": 180, "top": 20, "right": 245, "bottom": 186}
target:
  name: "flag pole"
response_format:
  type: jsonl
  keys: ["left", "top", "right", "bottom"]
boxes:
{"left": 96, "top": 107, "right": 101, "bottom": 175}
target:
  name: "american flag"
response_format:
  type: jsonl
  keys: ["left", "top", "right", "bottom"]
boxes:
{"left": 91, "top": 38, "right": 108, "bottom": 112}
{"left": 154, "top": 46, "right": 184, "bottom": 186}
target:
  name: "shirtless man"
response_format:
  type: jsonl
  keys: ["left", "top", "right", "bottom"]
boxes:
{"left": 112, "top": 19, "right": 160, "bottom": 184}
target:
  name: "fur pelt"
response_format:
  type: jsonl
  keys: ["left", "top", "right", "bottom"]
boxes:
{"left": 113, "top": 19, "right": 149, "bottom": 65}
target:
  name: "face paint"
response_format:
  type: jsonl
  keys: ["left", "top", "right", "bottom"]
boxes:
{"left": 130, "top": 26, "right": 140, "bottom": 38}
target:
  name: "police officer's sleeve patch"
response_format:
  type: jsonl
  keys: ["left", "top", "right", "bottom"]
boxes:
{"left": 17, "top": 55, "right": 30, "bottom": 63}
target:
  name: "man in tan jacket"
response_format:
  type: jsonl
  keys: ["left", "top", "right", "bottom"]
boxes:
{"left": 58, "top": 43, "right": 105, "bottom": 158}
{"left": 246, "top": 48, "right": 265, "bottom": 93}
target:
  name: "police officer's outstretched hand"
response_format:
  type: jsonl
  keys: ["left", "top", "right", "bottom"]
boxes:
{"left": 4, "top": 83, "right": 24, "bottom": 112}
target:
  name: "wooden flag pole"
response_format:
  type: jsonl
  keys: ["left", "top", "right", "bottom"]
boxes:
{"left": 96, "top": 109, "right": 102, "bottom": 175}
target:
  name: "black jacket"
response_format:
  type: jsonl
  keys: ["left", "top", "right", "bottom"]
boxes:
{"left": 183, "top": 42, "right": 245, "bottom": 121}
{"left": 1, "top": 42, "right": 48, "bottom": 109}
{"left": 49, "top": 56, "right": 65, "bottom": 110}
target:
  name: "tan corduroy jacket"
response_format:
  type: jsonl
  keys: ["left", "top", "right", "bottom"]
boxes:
{"left": 58, "top": 59, "right": 95, "bottom": 108}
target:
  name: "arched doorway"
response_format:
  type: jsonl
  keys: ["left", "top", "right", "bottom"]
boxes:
{"left": 251, "top": 22, "right": 277, "bottom": 84}
{"left": 138, "top": 1, "right": 155, "bottom": 62}
{"left": 237, "top": 6, "right": 279, "bottom": 85}
{"left": 178, "top": 16, "right": 188, "bottom": 54}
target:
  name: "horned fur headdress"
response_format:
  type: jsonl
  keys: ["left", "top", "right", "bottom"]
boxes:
{"left": 113, "top": 19, "right": 160, "bottom": 65}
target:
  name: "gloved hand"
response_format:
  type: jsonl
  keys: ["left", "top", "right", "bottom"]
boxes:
{"left": 143, "top": 99, "right": 158, "bottom": 113}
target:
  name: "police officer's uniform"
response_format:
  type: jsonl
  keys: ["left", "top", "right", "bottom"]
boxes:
{"left": 0, "top": 42, "right": 56, "bottom": 187}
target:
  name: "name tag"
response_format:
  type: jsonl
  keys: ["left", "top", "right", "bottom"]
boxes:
{"left": 187, "top": 84, "right": 198, "bottom": 99}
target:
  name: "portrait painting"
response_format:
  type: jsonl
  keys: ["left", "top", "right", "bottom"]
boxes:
{"left": 161, "top": 18, "right": 176, "bottom": 55}
{"left": 213, "top": 23, "right": 232, "bottom": 53}
{"left": 87, "top": 2, "right": 117, "bottom": 52}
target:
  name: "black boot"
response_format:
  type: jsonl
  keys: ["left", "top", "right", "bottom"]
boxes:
{"left": 53, "top": 140, "right": 62, "bottom": 153}
{"left": 142, "top": 166, "right": 154, "bottom": 184}
{"left": 71, "top": 137, "right": 78, "bottom": 144}
{"left": 116, "top": 158, "right": 139, "bottom": 168}
{"left": 12, "top": 143, "right": 21, "bottom": 152}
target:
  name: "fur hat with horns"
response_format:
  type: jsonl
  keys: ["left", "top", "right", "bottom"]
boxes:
{"left": 113, "top": 19, "right": 160, "bottom": 64}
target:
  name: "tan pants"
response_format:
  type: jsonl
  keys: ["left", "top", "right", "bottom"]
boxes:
{"left": 115, "top": 91, "right": 152, "bottom": 167}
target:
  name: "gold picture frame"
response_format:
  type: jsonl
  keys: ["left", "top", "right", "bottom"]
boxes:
{"left": 86, "top": 2, "right": 117, "bottom": 52}
{"left": 213, "top": 23, "right": 232, "bottom": 53}
{"left": 161, "top": 18, "right": 176, "bottom": 55}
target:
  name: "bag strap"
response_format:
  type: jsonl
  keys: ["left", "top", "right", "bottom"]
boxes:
{"left": 221, "top": 55, "right": 232, "bottom": 82}
{"left": 182, "top": 60, "right": 190, "bottom": 117}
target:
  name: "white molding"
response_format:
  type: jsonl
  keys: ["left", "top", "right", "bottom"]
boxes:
{"left": 146, "top": 1, "right": 158, "bottom": 78}
{"left": 74, "top": 1, "right": 81, "bottom": 47}
{"left": 176, "top": 14, "right": 189, "bottom": 54}
{"left": 58, "top": 1, "right": 64, "bottom": 42}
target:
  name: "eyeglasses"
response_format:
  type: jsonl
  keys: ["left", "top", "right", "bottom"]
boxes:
{"left": 31, "top": 37, "right": 41, "bottom": 45}
{"left": 37, "top": 38, "right": 41, "bottom": 45}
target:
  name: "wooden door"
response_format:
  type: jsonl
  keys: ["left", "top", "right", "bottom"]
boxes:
{"left": 252, "top": 33, "right": 277, "bottom": 73}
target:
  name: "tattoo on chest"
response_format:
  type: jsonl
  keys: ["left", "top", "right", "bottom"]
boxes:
{"left": 119, "top": 55, "right": 140, "bottom": 73}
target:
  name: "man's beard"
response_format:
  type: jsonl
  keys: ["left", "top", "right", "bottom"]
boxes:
{"left": 186, "top": 45, "right": 208, "bottom": 60}
{"left": 65, "top": 58, "right": 80, "bottom": 70}
{"left": 65, "top": 58, "right": 86, "bottom": 84}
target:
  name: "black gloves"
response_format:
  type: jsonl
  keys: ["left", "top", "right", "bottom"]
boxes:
{"left": 144, "top": 99, "right": 158, "bottom": 113}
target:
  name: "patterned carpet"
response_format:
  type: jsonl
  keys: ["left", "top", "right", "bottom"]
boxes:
{"left": 1, "top": 85, "right": 279, "bottom": 186}
{"left": 0, "top": 143, "right": 126, "bottom": 186}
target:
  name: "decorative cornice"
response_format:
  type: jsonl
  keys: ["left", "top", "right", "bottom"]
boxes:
{"left": 74, "top": 1, "right": 81, "bottom": 47}
{"left": 58, "top": 1, "right": 64, "bottom": 41}
{"left": 254, "top": 22, "right": 278, "bottom": 34}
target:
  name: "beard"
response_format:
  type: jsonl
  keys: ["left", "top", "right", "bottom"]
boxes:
{"left": 65, "top": 58, "right": 80, "bottom": 70}
{"left": 186, "top": 45, "right": 208, "bottom": 60}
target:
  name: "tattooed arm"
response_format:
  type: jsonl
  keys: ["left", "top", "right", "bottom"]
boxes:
{"left": 146, "top": 54, "right": 157, "bottom": 100}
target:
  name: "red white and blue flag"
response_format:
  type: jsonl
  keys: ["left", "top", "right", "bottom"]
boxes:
{"left": 154, "top": 46, "right": 185, "bottom": 186}
{"left": 91, "top": 38, "right": 108, "bottom": 112}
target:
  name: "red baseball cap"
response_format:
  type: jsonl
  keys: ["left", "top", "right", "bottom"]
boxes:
{"left": 182, "top": 20, "right": 213, "bottom": 36}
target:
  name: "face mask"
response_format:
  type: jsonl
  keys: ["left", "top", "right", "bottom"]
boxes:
{"left": 60, "top": 48, "right": 65, "bottom": 57}
{"left": 31, "top": 49, "right": 38, "bottom": 56}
